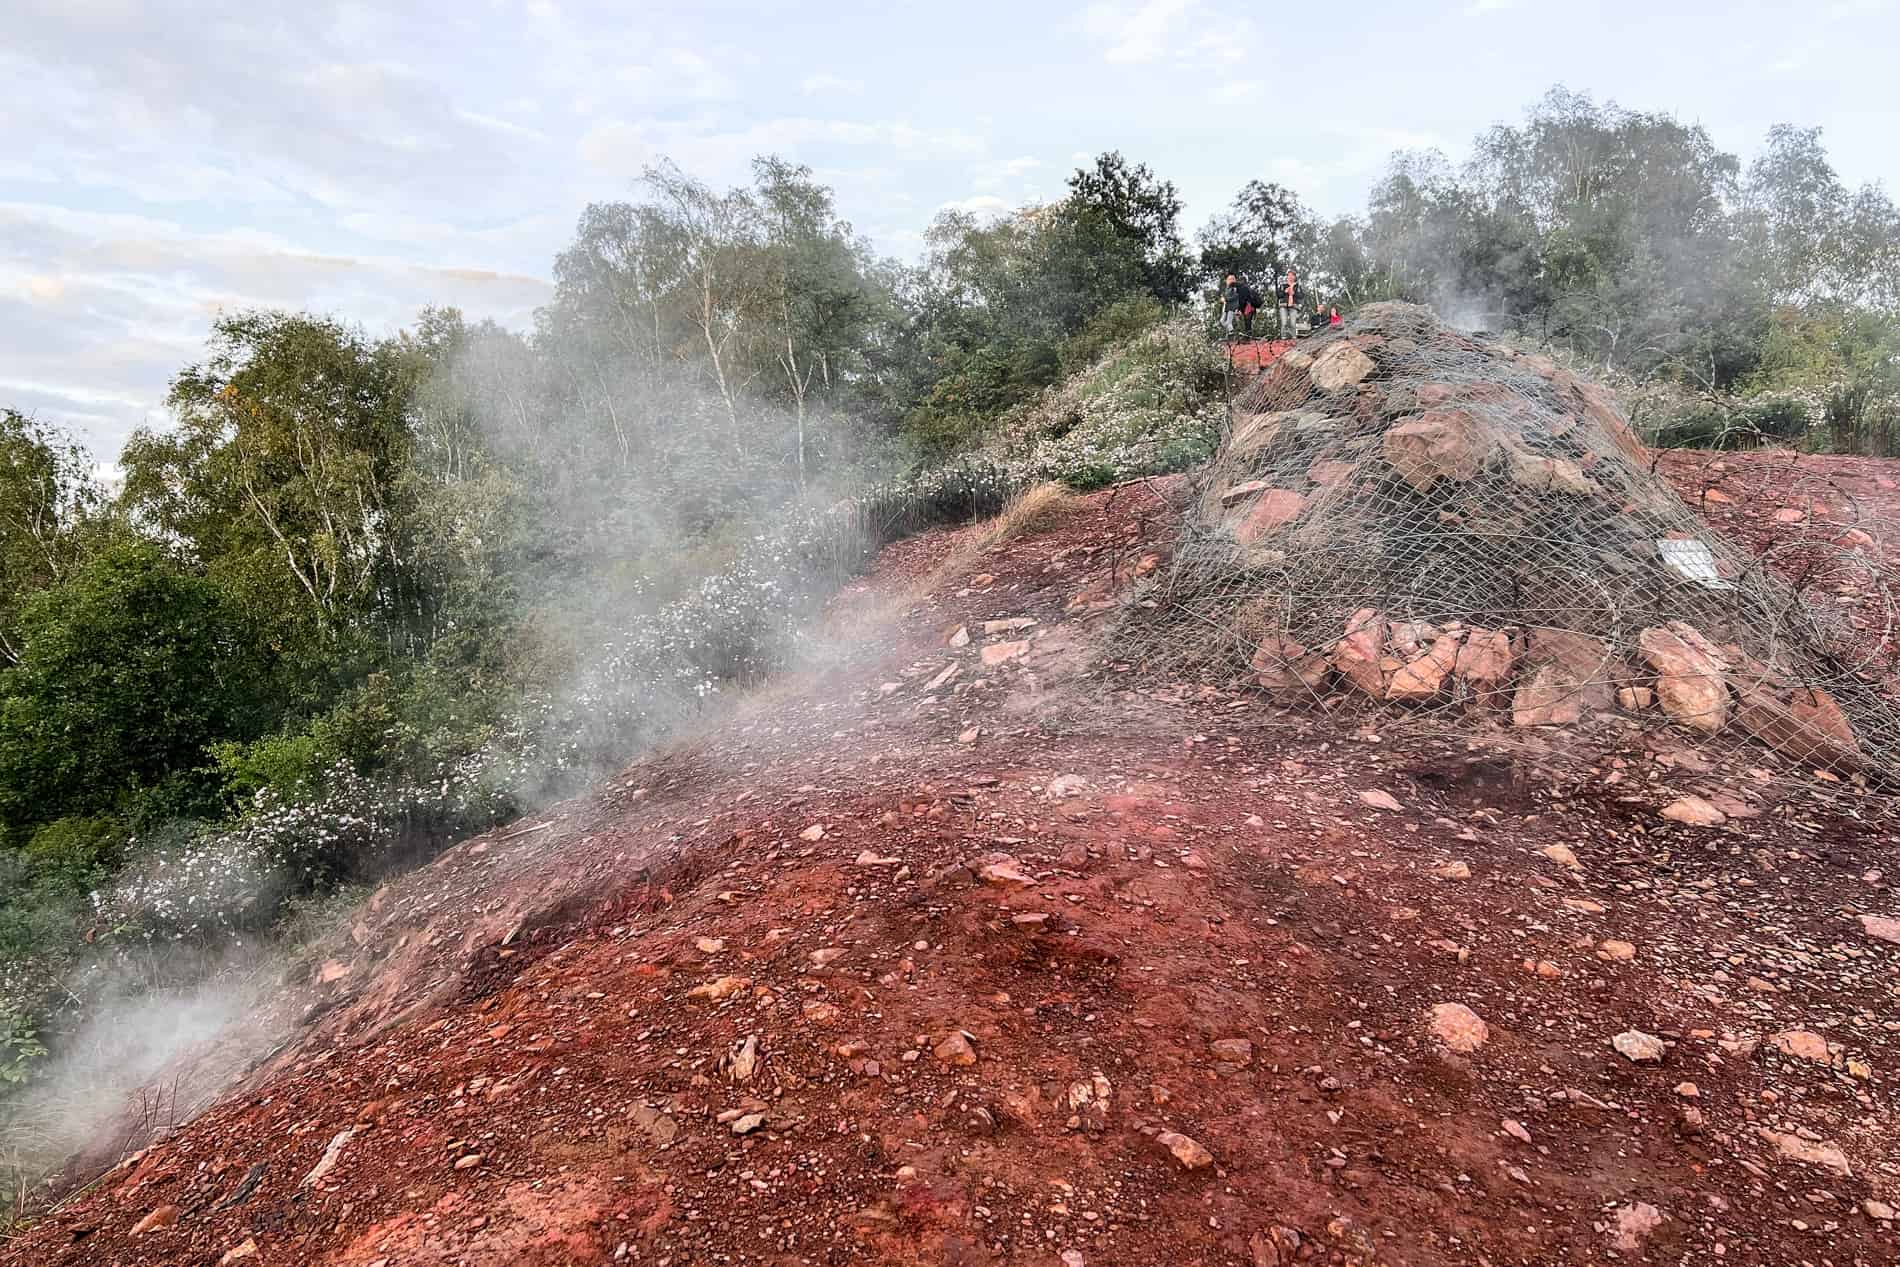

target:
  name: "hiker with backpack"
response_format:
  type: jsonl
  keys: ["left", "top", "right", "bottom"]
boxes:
{"left": 1220, "top": 273, "right": 1264, "bottom": 340}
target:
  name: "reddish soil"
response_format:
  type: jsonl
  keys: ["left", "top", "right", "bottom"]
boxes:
{"left": 1658, "top": 448, "right": 1900, "bottom": 669}
{"left": 1230, "top": 339, "right": 1296, "bottom": 372}
{"left": 8, "top": 458, "right": 1900, "bottom": 1267}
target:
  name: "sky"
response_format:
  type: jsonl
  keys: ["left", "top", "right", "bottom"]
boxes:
{"left": 5, "top": 0, "right": 1897, "bottom": 459}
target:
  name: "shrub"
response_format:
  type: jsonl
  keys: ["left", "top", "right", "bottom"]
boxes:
{"left": 0, "top": 1008, "right": 44, "bottom": 1087}
{"left": 210, "top": 732, "right": 330, "bottom": 807}
{"left": 0, "top": 544, "right": 268, "bottom": 835}
{"left": 1058, "top": 296, "right": 1167, "bottom": 376}
{"left": 977, "top": 483, "right": 1082, "bottom": 551}
{"left": 985, "top": 315, "right": 1226, "bottom": 487}
{"left": 1652, "top": 393, "right": 1814, "bottom": 450}
{"left": 22, "top": 818, "right": 124, "bottom": 893}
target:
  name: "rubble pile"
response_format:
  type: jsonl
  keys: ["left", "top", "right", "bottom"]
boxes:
{"left": 1138, "top": 303, "right": 1899, "bottom": 780}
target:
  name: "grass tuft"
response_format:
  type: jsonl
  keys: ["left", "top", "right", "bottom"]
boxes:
{"left": 976, "top": 482, "right": 1081, "bottom": 552}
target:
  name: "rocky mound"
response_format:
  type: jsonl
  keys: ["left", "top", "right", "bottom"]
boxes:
{"left": 1141, "top": 303, "right": 1898, "bottom": 783}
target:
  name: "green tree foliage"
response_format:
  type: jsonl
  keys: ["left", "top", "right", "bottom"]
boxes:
{"left": 120, "top": 312, "right": 424, "bottom": 660}
{"left": 1231, "top": 87, "right": 1896, "bottom": 417}
{"left": 1066, "top": 151, "right": 1193, "bottom": 303}
{"left": 0, "top": 411, "right": 105, "bottom": 662}
{"left": 898, "top": 152, "right": 1190, "bottom": 451}
{"left": 0, "top": 542, "right": 267, "bottom": 834}
{"left": 750, "top": 156, "right": 898, "bottom": 483}
{"left": 1197, "top": 180, "right": 1313, "bottom": 288}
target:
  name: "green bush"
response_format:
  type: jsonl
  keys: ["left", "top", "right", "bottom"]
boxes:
{"left": 1653, "top": 394, "right": 1812, "bottom": 450}
{"left": 981, "top": 315, "right": 1226, "bottom": 487}
{"left": 0, "top": 543, "right": 272, "bottom": 837}
{"left": 22, "top": 817, "right": 125, "bottom": 892}
{"left": 1059, "top": 296, "right": 1167, "bottom": 376}
{"left": 0, "top": 1007, "right": 45, "bottom": 1086}
{"left": 1742, "top": 396, "right": 1811, "bottom": 441}
{"left": 903, "top": 298, "right": 1173, "bottom": 459}
{"left": 210, "top": 732, "right": 331, "bottom": 807}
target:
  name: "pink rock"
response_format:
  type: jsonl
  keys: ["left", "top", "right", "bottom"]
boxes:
{"left": 1232, "top": 488, "right": 1308, "bottom": 544}
{"left": 1383, "top": 409, "right": 1499, "bottom": 490}
{"left": 1330, "top": 609, "right": 1389, "bottom": 698}
{"left": 1639, "top": 622, "right": 1729, "bottom": 735}
{"left": 1428, "top": 1002, "right": 1489, "bottom": 1053}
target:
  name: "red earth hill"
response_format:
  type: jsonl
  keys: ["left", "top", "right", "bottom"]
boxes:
{"left": 7, "top": 459, "right": 1900, "bottom": 1267}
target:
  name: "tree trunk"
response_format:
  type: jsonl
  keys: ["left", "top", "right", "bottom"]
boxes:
{"left": 701, "top": 271, "right": 743, "bottom": 458}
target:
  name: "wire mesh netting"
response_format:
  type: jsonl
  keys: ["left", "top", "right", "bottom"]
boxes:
{"left": 1122, "top": 302, "right": 1900, "bottom": 786}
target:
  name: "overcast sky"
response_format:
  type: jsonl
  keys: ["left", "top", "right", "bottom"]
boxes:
{"left": 5, "top": 0, "right": 1896, "bottom": 458}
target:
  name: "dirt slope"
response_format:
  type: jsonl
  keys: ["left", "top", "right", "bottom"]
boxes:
{"left": 8, "top": 459, "right": 1900, "bottom": 1267}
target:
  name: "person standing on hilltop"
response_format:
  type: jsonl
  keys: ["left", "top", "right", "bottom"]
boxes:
{"left": 1277, "top": 266, "right": 1304, "bottom": 339}
{"left": 1220, "top": 273, "right": 1263, "bottom": 340}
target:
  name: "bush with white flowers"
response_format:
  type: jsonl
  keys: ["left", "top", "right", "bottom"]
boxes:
{"left": 985, "top": 316, "right": 1226, "bottom": 488}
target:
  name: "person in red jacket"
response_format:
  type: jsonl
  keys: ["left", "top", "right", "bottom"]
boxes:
{"left": 1328, "top": 307, "right": 1343, "bottom": 328}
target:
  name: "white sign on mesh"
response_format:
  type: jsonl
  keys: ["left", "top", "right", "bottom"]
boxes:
{"left": 1657, "top": 539, "right": 1734, "bottom": 590}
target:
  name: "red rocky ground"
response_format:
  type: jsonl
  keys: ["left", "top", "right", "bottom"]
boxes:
{"left": 1230, "top": 340, "right": 1296, "bottom": 373}
{"left": 7, "top": 457, "right": 1900, "bottom": 1267}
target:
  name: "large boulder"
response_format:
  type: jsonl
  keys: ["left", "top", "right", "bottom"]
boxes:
{"left": 1502, "top": 440, "right": 1601, "bottom": 496}
{"left": 1387, "top": 633, "right": 1463, "bottom": 703}
{"left": 1383, "top": 409, "right": 1501, "bottom": 490}
{"left": 1414, "top": 381, "right": 1515, "bottom": 410}
{"left": 1732, "top": 677, "right": 1862, "bottom": 771}
{"left": 1573, "top": 380, "right": 1650, "bottom": 463}
{"left": 1331, "top": 609, "right": 1389, "bottom": 699}
{"left": 1308, "top": 341, "right": 1376, "bottom": 393}
{"left": 1231, "top": 489, "right": 1307, "bottom": 545}
{"left": 1511, "top": 628, "right": 1614, "bottom": 726}
{"left": 1228, "top": 412, "right": 1285, "bottom": 459}
{"left": 1452, "top": 627, "right": 1515, "bottom": 705}
{"left": 1639, "top": 622, "right": 1730, "bottom": 735}
{"left": 1307, "top": 457, "right": 1358, "bottom": 487}
{"left": 1513, "top": 665, "right": 1587, "bottom": 727}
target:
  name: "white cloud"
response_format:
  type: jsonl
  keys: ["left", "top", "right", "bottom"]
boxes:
{"left": 970, "top": 155, "right": 1044, "bottom": 191}
{"left": 1462, "top": 0, "right": 1517, "bottom": 13}
{"left": 0, "top": 197, "right": 552, "bottom": 455}
{"left": 579, "top": 116, "right": 989, "bottom": 186}
{"left": 936, "top": 194, "right": 1012, "bottom": 220}
{"left": 1084, "top": 0, "right": 1196, "bottom": 64}
{"left": 800, "top": 73, "right": 865, "bottom": 97}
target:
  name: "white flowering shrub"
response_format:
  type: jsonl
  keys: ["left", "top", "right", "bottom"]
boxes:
{"left": 96, "top": 754, "right": 509, "bottom": 940}
{"left": 984, "top": 316, "right": 1226, "bottom": 488}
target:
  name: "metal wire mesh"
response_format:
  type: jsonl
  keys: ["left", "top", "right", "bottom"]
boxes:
{"left": 1123, "top": 303, "right": 1900, "bottom": 785}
